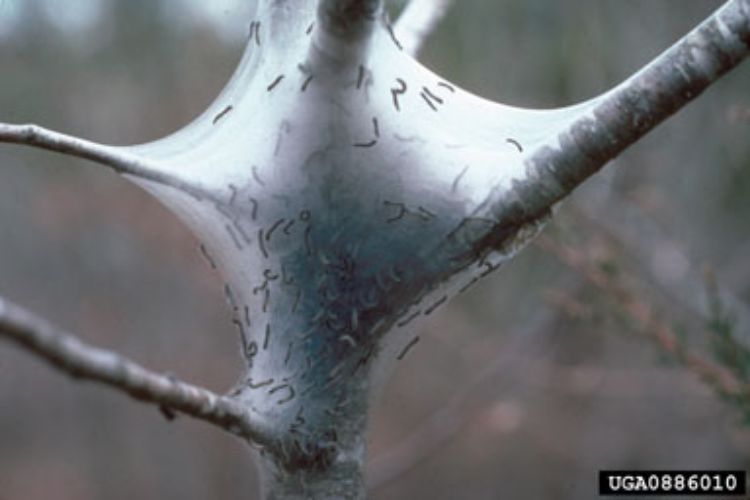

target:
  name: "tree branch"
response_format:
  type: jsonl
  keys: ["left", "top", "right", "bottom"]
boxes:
{"left": 0, "top": 123, "right": 203, "bottom": 198}
{"left": 493, "top": 0, "right": 750, "bottom": 228}
{"left": 317, "top": 0, "right": 381, "bottom": 38}
{"left": 536, "top": 235, "right": 748, "bottom": 404}
{"left": 395, "top": 0, "right": 453, "bottom": 57}
{"left": 0, "top": 295, "right": 272, "bottom": 447}
{"left": 571, "top": 193, "right": 750, "bottom": 337}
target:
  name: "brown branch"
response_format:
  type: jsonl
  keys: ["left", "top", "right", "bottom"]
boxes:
{"left": 493, "top": 0, "right": 750, "bottom": 229}
{"left": 570, "top": 194, "right": 750, "bottom": 336}
{"left": 395, "top": 0, "right": 453, "bottom": 57}
{"left": 536, "top": 235, "right": 746, "bottom": 400}
{"left": 0, "top": 295, "right": 272, "bottom": 447}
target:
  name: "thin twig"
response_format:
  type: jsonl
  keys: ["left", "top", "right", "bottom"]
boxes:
{"left": 536, "top": 235, "right": 746, "bottom": 399}
{"left": 571, "top": 194, "right": 750, "bottom": 338}
{"left": 0, "top": 123, "right": 204, "bottom": 198}
{"left": 395, "top": 0, "right": 453, "bottom": 57}
{"left": 0, "top": 295, "right": 271, "bottom": 447}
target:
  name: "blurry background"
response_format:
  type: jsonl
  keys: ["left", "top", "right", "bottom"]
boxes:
{"left": 1, "top": 1, "right": 749, "bottom": 498}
